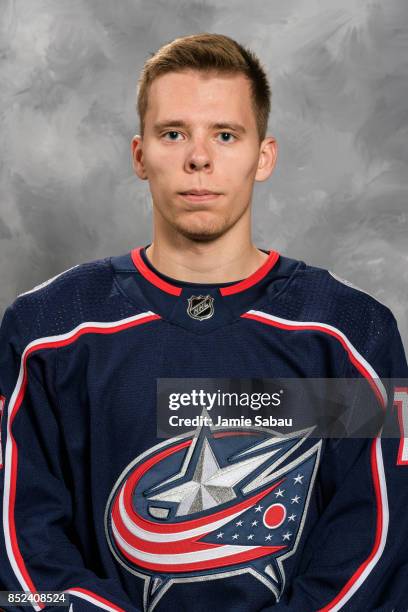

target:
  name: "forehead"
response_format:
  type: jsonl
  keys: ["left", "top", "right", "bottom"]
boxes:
{"left": 145, "top": 70, "right": 256, "bottom": 127}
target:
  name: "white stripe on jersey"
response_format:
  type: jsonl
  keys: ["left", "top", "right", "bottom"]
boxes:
{"left": 328, "top": 437, "right": 388, "bottom": 611}
{"left": 244, "top": 309, "right": 389, "bottom": 611}
{"left": 245, "top": 309, "right": 388, "bottom": 407}
{"left": 2, "top": 312, "right": 157, "bottom": 611}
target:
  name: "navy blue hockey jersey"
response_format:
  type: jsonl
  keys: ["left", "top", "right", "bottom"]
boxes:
{"left": 0, "top": 247, "right": 407, "bottom": 612}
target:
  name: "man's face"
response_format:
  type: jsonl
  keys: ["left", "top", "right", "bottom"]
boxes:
{"left": 132, "top": 70, "right": 276, "bottom": 242}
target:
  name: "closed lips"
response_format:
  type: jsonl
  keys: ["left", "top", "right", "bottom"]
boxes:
{"left": 180, "top": 190, "right": 220, "bottom": 195}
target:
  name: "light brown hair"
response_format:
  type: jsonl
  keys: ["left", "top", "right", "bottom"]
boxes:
{"left": 137, "top": 33, "right": 271, "bottom": 142}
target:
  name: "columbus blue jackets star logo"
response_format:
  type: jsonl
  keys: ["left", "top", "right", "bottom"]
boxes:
{"left": 105, "top": 413, "right": 321, "bottom": 612}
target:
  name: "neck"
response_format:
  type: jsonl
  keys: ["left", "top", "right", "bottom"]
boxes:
{"left": 145, "top": 229, "right": 269, "bottom": 285}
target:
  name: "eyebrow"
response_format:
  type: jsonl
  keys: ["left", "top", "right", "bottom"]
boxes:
{"left": 153, "top": 120, "right": 247, "bottom": 135}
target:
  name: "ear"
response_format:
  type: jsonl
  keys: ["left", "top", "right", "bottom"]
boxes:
{"left": 131, "top": 135, "right": 148, "bottom": 180}
{"left": 255, "top": 137, "right": 278, "bottom": 182}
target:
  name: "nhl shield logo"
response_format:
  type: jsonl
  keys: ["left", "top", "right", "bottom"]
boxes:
{"left": 187, "top": 295, "right": 214, "bottom": 321}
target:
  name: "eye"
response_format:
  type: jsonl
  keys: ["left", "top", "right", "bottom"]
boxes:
{"left": 217, "top": 132, "right": 236, "bottom": 143}
{"left": 163, "top": 131, "right": 183, "bottom": 141}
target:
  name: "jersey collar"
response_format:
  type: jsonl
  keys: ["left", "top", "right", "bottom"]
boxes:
{"left": 130, "top": 246, "right": 280, "bottom": 297}
{"left": 111, "top": 246, "right": 286, "bottom": 334}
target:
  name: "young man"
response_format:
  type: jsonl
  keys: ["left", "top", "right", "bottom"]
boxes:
{"left": 0, "top": 33, "right": 407, "bottom": 612}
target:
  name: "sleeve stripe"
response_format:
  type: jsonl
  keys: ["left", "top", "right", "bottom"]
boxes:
{"left": 242, "top": 310, "right": 387, "bottom": 408}
{"left": 242, "top": 309, "right": 389, "bottom": 610}
{"left": 65, "top": 588, "right": 126, "bottom": 612}
{"left": 393, "top": 387, "right": 408, "bottom": 465}
{"left": 2, "top": 351, "right": 40, "bottom": 608}
{"left": 318, "top": 437, "right": 388, "bottom": 611}
{"left": 2, "top": 312, "right": 159, "bottom": 610}
{"left": 0, "top": 394, "right": 5, "bottom": 469}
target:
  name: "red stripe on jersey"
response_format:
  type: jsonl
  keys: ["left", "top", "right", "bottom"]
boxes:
{"left": 131, "top": 247, "right": 280, "bottom": 297}
{"left": 25, "top": 314, "right": 161, "bottom": 354}
{"left": 393, "top": 387, "right": 408, "bottom": 465}
{"left": 66, "top": 587, "right": 126, "bottom": 611}
{"left": 120, "top": 438, "right": 284, "bottom": 533}
{"left": 8, "top": 366, "right": 41, "bottom": 603}
{"left": 131, "top": 247, "right": 182, "bottom": 296}
{"left": 220, "top": 251, "right": 280, "bottom": 296}
{"left": 241, "top": 311, "right": 386, "bottom": 409}
{"left": 317, "top": 438, "right": 384, "bottom": 611}
{"left": 0, "top": 394, "right": 5, "bottom": 469}
{"left": 4, "top": 313, "right": 160, "bottom": 610}
{"left": 242, "top": 310, "right": 388, "bottom": 610}
{"left": 114, "top": 534, "right": 285, "bottom": 573}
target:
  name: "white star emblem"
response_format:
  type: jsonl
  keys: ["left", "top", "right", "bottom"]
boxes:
{"left": 247, "top": 534, "right": 254, "bottom": 540}
{"left": 275, "top": 488, "right": 285, "bottom": 498}
{"left": 254, "top": 504, "right": 263, "bottom": 512}
{"left": 293, "top": 474, "right": 304, "bottom": 484}
{"left": 251, "top": 520, "right": 258, "bottom": 527}
{"left": 288, "top": 513, "right": 296, "bottom": 521}
{"left": 265, "top": 534, "right": 272, "bottom": 541}
{"left": 282, "top": 531, "right": 292, "bottom": 541}
{"left": 232, "top": 533, "right": 239, "bottom": 540}
{"left": 236, "top": 520, "right": 243, "bottom": 526}
{"left": 148, "top": 437, "right": 277, "bottom": 516}
{"left": 291, "top": 495, "right": 300, "bottom": 504}
{"left": 216, "top": 532, "right": 223, "bottom": 539}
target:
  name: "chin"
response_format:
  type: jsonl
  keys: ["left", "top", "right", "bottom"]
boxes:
{"left": 178, "top": 231, "right": 224, "bottom": 243}
{"left": 173, "top": 214, "right": 236, "bottom": 242}
{"left": 175, "top": 225, "right": 226, "bottom": 242}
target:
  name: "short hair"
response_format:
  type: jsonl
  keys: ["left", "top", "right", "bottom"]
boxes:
{"left": 137, "top": 33, "right": 271, "bottom": 142}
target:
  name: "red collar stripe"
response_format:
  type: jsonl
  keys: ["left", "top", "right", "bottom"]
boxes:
{"left": 131, "top": 248, "right": 279, "bottom": 297}
{"left": 131, "top": 248, "right": 182, "bottom": 296}
{"left": 219, "top": 250, "right": 280, "bottom": 296}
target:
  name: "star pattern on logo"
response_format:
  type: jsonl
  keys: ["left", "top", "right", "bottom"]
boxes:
{"left": 148, "top": 437, "right": 281, "bottom": 516}
{"left": 109, "top": 415, "right": 322, "bottom": 612}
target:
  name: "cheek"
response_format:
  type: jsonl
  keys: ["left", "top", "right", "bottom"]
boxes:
{"left": 143, "top": 144, "right": 177, "bottom": 179}
{"left": 224, "top": 160, "right": 258, "bottom": 188}
{"left": 220, "top": 145, "right": 259, "bottom": 177}
{"left": 242, "top": 147, "right": 260, "bottom": 176}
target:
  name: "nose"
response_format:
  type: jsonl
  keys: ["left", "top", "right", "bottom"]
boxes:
{"left": 184, "top": 138, "right": 213, "bottom": 173}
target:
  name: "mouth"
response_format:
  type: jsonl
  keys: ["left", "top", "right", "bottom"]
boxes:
{"left": 178, "top": 190, "right": 222, "bottom": 202}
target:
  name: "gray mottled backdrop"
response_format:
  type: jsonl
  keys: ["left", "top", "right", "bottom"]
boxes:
{"left": 1, "top": 0, "right": 407, "bottom": 345}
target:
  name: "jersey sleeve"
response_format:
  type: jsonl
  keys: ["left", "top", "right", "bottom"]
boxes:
{"left": 261, "top": 314, "right": 408, "bottom": 611}
{"left": 0, "top": 304, "right": 141, "bottom": 612}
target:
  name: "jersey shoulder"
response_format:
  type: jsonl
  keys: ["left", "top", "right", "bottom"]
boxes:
{"left": 265, "top": 259, "right": 396, "bottom": 360}
{"left": 304, "top": 262, "right": 390, "bottom": 310}
{"left": 6, "top": 255, "right": 137, "bottom": 346}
